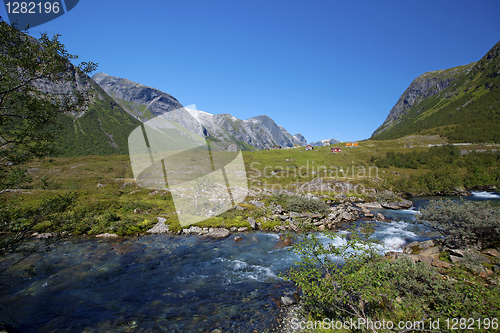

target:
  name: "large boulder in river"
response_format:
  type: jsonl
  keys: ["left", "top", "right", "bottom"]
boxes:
{"left": 356, "top": 201, "right": 383, "bottom": 209}
{"left": 204, "top": 228, "right": 230, "bottom": 239}
{"left": 380, "top": 199, "right": 413, "bottom": 210}
{"left": 248, "top": 217, "right": 257, "bottom": 229}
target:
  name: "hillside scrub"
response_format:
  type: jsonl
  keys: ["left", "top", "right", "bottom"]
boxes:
{"left": 0, "top": 193, "right": 77, "bottom": 273}
{"left": 370, "top": 144, "right": 461, "bottom": 169}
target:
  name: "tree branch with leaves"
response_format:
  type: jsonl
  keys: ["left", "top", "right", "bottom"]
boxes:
{"left": 0, "top": 17, "right": 97, "bottom": 189}
{"left": 0, "top": 17, "right": 96, "bottom": 271}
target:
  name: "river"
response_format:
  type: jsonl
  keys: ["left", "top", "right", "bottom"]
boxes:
{"left": 0, "top": 191, "right": 499, "bottom": 332}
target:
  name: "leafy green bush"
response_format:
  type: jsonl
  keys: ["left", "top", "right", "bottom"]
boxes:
{"left": 0, "top": 193, "right": 77, "bottom": 272}
{"left": 371, "top": 145, "right": 461, "bottom": 170}
{"left": 283, "top": 227, "right": 500, "bottom": 332}
{"left": 417, "top": 199, "right": 500, "bottom": 249}
{"left": 282, "top": 226, "right": 382, "bottom": 320}
{"left": 286, "top": 196, "right": 328, "bottom": 214}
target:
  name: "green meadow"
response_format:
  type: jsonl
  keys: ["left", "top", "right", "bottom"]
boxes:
{"left": 4, "top": 134, "right": 499, "bottom": 237}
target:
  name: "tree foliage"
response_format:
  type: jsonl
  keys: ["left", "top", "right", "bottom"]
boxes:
{"left": 371, "top": 145, "right": 500, "bottom": 194}
{"left": 371, "top": 145, "right": 461, "bottom": 170}
{"left": 0, "top": 17, "right": 97, "bottom": 189}
{"left": 0, "top": 18, "right": 96, "bottom": 270}
{"left": 0, "top": 193, "right": 77, "bottom": 273}
{"left": 282, "top": 226, "right": 386, "bottom": 323}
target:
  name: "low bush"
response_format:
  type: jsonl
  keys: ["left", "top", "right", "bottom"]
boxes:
{"left": 417, "top": 199, "right": 500, "bottom": 249}
{"left": 283, "top": 227, "right": 500, "bottom": 332}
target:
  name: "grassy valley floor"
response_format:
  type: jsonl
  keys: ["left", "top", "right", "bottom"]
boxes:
{"left": 2, "top": 134, "right": 499, "bottom": 237}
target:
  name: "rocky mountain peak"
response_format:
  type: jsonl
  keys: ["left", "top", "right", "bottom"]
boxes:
{"left": 293, "top": 134, "right": 307, "bottom": 146}
{"left": 92, "top": 74, "right": 308, "bottom": 150}
{"left": 91, "top": 72, "right": 183, "bottom": 121}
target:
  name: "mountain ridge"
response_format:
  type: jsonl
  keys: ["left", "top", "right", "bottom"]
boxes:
{"left": 93, "top": 73, "right": 307, "bottom": 150}
{"left": 371, "top": 40, "right": 500, "bottom": 143}
{"left": 37, "top": 69, "right": 142, "bottom": 157}
{"left": 372, "top": 62, "right": 477, "bottom": 136}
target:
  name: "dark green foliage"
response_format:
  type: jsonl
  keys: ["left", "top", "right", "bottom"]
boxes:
{"left": 371, "top": 145, "right": 461, "bottom": 169}
{"left": 463, "top": 152, "right": 500, "bottom": 188}
{"left": 418, "top": 199, "right": 500, "bottom": 249}
{"left": 0, "top": 18, "right": 96, "bottom": 189}
{"left": 0, "top": 193, "right": 77, "bottom": 273}
{"left": 393, "top": 165, "right": 464, "bottom": 195}
{"left": 372, "top": 145, "right": 500, "bottom": 193}
{"left": 5, "top": 167, "right": 32, "bottom": 189}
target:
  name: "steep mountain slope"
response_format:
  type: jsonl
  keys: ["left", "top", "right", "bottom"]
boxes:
{"left": 372, "top": 40, "right": 500, "bottom": 143}
{"left": 38, "top": 70, "right": 142, "bottom": 157}
{"left": 293, "top": 134, "right": 307, "bottom": 146}
{"left": 54, "top": 82, "right": 142, "bottom": 156}
{"left": 372, "top": 63, "right": 476, "bottom": 136}
{"left": 243, "top": 115, "right": 300, "bottom": 149}
{"left": 93, "top": 73, "right": 307, "bottom": 150}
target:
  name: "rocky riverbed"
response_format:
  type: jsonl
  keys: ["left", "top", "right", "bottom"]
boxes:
{"left": 98, "top": 194, "right": 415, "bottom": 240}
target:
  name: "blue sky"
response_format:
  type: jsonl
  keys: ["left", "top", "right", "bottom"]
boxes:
{"left": 2, "top": 0, "right": 499, "bottom": 143}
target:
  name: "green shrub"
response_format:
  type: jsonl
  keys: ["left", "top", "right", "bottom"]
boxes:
{"left": 417, "top": 199, "right": 500, "bottom": 249}
{"left": 283, "top": 227, "right": 500, "bottom": 331}
{"left": 285, "top": 196, "right": 328, "bottom": 214}
{"left": 282, "top": 227, "right": 382, "bottom": 320}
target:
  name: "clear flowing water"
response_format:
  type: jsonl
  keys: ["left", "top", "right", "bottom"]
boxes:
{"left": 0, "top": 192, "right": 499, "bottom": 332}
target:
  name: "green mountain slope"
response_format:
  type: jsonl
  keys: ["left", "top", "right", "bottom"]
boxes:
{"left": 53, "top": 83, "right": 142, "bottom": 157}
{"left": 372, "top": 40, "right": 500, "bottom": 143}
